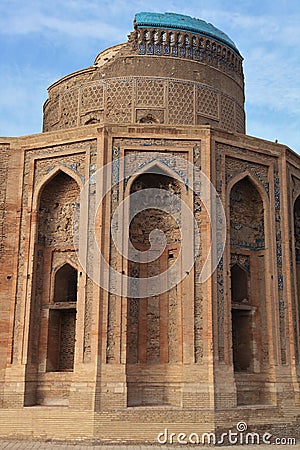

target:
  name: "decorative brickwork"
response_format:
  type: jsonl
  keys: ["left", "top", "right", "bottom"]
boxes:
{"left": 136, "top": 26, "right": 243, "bottom": 81}
{"left": 136, "top": 108, "right": 164, "bottom": 123}
{"left": 44, "top": 77, "right": 243, "bottom": 133}
{"left": 60, "top": 88, "right": 79, "bottom": 129}
{"left": 294, "top": 195, "right": 300, "bottom": 262}
{"left": 196, "top": 85, "right": 219, "bottom": 119}
{"left": 236, "top": 103, "right": 245, "bottom": 133}
{"left": 225, "top": 156, "right": 269, "bottom": 193}
{"left": 0, "top": 10, "right": 300, "bottom": 444}
{"left": 230, "top": 177, "right": 265, "bottom": 250}
{"left": 43, "top": 97, "right": 59, "bottom": 130}
{"left": 127, "top": 172, "right": 181, "bottom": 370}
{"left": 221, "top": 95, "right": 235, "bottom": 130}
{"left": 136, "top": 78, "right": 165, "bottom": 107}
{"left": 193, "top": 144, "right": 204, "bottom": 363}
{"left": 274, "top": 172, "right": 287, "bottom": 364}
{"left": 12, "top": 141, "right": 93, "bottom": 365}
{"left": 168, "top": 80, "right": 195, "bottom": 124}
{"left": 80, "top": 82, "right": 104, "bottom": 114}
{"left": 293, "top": 186, "right": 300, "bottom": 363}
{"left": 38, "top": 171, "right": 79, "bottom": 247}
{"left": 0, "top": 145, "right": 9, "bottom": 256}
{"left": 106, "top": 78, "right": 133, "bottom": 123}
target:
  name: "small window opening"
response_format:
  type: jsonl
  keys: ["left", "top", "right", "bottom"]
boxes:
{"left": 54, "top": 264, "right": 77, "bottom": 302}
{"left": 231, "top": 264, "right": 248, "bottom": 303}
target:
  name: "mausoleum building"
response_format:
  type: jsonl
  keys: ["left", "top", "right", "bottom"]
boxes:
{"left": 0, "top": 12, "right": 299, "bottom": 443}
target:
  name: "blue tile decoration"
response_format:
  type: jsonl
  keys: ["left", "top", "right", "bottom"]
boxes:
{"left": 138, "top": 43, "right": 146, "bottom": 54}
{"left": 135, "top": 13, "right": 242, "bottom": 76}
{"left": 273, "top": 171, "right": 286, "bottom": 363}
{"left": 147, "top": 44, "right": 154, "bottom": 54}
{"left": 171, "top": 46, "right": 178, "bottom": 57}
{"left": 277, "top": 242, "right": 282, "bottom": 265}
{"left": 163, "top": 46, "right": 170, "bottom": 56}
{"left": 275, "top": 176, "right": 280, "bottom": 210}
{"left": 155, "top": 43, "right": 162, "bottom": 55}
{"left": 135, "top": 12, "right": 240, "bottom": 53}
{"left": 278, "top": 274, "right": 284, "bottom": 290}
{"left": 111, "top": 145, "right": 120, "bottom": 201}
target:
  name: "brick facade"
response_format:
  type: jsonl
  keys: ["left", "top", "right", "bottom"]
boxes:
{"left": 0, "top": 12, "right": 299, "bottom": 444}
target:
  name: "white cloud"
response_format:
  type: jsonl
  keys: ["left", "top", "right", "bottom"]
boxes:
{"left": 0, "top": 11, "right": 124, "bottom": 41}
{"left": 245, "top": 47, "right": 300, "bottom": 114}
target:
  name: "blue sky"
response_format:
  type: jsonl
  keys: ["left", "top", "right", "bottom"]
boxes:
{"left": 0, "top": 0, "right": 299, "bottom": 152}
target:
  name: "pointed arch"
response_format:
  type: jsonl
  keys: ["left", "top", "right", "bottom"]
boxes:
{"left": 52, "top": 257, "right": 80, "bottom": 275}
{"left": 33, "top": 165, "right": 83, "bottom": 212}
{"left": 125, "top": 159, "right": 185, "bottom": 197}
{"left": 228, "top": 169, "right": 271, "bottom": 398}
{"left": 138, "top": 114, "right": 160, "bottom": 124}
{"left": 53, "top": 263, "right": 78, "bottom": 303}
{"left": 229, "top": 173, "right": 266, "bottom": 252}
{"left": 227, "top": 170, "right": 269, "bottom": 208}
{"left": 293, "top": 191, "right": 300, "bottom": 209}
{"left": 126, "top": 157, "right": 185, "bottom": 405}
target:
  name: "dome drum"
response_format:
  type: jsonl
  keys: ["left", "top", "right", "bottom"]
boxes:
{"left": 43, "top": 76, "right": 245, "bottom": 133}
{"left": 134, "top": 27, "right": 243, "bottom": 78}
{"left": 43, "top": 12, "right": 245, "bottom": 134}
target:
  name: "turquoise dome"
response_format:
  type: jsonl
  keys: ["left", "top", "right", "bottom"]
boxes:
{"left": 135, "top": 12, "right": 239, "bottom": 55}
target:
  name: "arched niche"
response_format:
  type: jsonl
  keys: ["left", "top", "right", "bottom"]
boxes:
{"left": 230, "top": 175, "right": 265, "bottom": 251}
{"left": 229, "top": 175, "right": 269, "bottom": 405}
{"left": 53, "top": 263, "right": 78, "bottom": 303}
{"left": 29, "top": 169, "right": 80, "bottom": 398}
{"left": 37, "top": 170, "right": 80, "bottom": 247}
{"left": 126, "top": 167, "right": 183, "bottom": 407}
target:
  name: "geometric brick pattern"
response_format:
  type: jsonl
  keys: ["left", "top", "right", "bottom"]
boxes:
{"left": 168, "top": 80, "right": 194, "bottom": 124}
{"left": 106, "top": 79, "right": 133, "bottom": 123}
{"left": 59, "top": 310, "right": 76, "bottom": 371}
{"left": 136, "top": 79, "right": 165, "bottom": 107}
{"left": 236, "top": 103, "right": 245, "bottom": 133}
{"left": 3, "top": 13, "right": 300, "bottom": 442}
{"left": 196, "top": 86, "right": 219, "bottom": 119}
{"left": 43, "top": 98, "right": 60, "bottom": 131}
{"left": 220, "top": 95, "right": 235, "bottom": 130}
{"left": 60, "top": 88, "right": 79, "bottom": 128}
{"left": 0, "top": 146, "right": 8, "bottom": 255}
{"left": 1, "top": 127, "right": 300, "bottom": 441}
{"left": 81, "top": 82, "right": 104, "bottom": 114}
{"left": 44, "top": 77, "right": 241, "bottom": 131}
